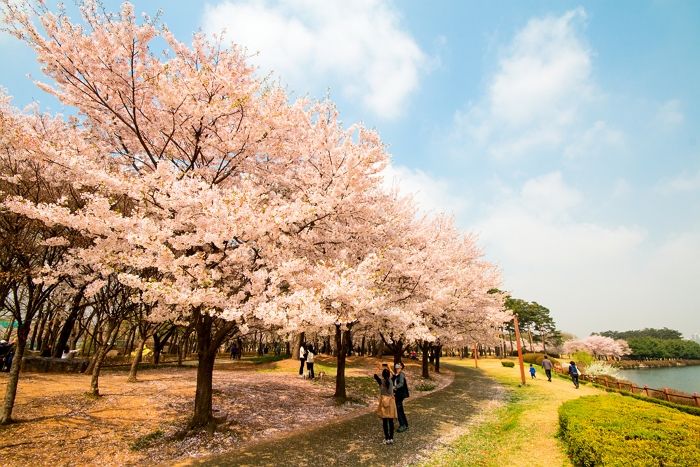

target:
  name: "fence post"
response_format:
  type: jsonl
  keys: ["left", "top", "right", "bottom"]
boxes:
{"left": 663, "top": 388, "right": 670, "bottom": 402}
{"left": 644, "top": 385, "right": 649, "bottom": 397}
{"left": 616, "top": 381, "right": 621, "bottom": 390}
{"left": 693, "top": 393, "right": 699, "bottom": 407}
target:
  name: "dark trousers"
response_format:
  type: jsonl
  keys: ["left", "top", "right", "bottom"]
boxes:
{"left": 545, "top": 369, "right": 552, "bottom": 381}
{"left": 299, "top": 358, "right": 306, "bottom": 375}
{"left": 396, "top": 395, "right": 408, "bottom": 428}
{"left": 571, "top": 374, "right": 579, "bottom": 388}
{"left": 382, "top": 418, "right": 394, "bottom": 440}
{"left": 306, "top": 361, "right": 315, "bottom": 379}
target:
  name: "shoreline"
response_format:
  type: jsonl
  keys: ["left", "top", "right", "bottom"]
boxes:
{"left": 611, "top": 359, "right": 700, "bottom": 369}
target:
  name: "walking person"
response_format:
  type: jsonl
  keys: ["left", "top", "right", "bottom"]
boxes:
{"left": 305, "top": 345, "right": 315, "bottom": 379}
{"left": 392, "top": 362, "right": 409, "bottom": 432}
{"left": 541, "top": 355, "right": 553, "bottom": 382}
{"left": 529, "top": 363, "right": 536, "bottom": 379}
{"left": 374, "top": 368, "right": 397, "bottom": 445}
{"left": 568, "top": 361, "right": 580, "bottom": 389}
{"left": 298, "top": 342, "right": 306, "bottom": 377}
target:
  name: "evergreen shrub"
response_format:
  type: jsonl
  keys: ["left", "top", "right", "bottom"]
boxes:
{"left": 559, "top": 394, "right": 700, "bottom": 466}
{"left": 501, "top": 361, "right": 515, "bottom": 367}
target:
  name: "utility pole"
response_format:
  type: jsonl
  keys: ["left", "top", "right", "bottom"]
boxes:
{"left": 513, "top": 315, "right": 526, "bottom": 385}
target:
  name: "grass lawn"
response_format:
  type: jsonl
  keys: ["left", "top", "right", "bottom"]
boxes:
{"left": 424, "top": 357, "right": 602, "bottom": 467}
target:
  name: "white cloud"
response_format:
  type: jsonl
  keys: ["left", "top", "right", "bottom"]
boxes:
{"left": 469, "top": 172, "right": 700, "bottom": 336}
{"left": 382, "top": 164, "right": 468, "bottom": 217}
{"left": 202, "top": 0, "right": 426, "bottom": 119}
{"left": 450, "top": 8, "right": 624, "bottom": 161}
{"left": 656, "top": 169, "right": 700, "bottom": 194}
{"left": 563, "top": 120, "right": 624, "bottom": 159}
{"left": 655, "top": 99, "right": 684, "bottom": 129}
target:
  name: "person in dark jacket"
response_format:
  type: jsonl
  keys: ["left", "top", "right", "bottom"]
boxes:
{"left": 541, "top": 355, "right": 553, "bottom": 382}
{"left": 392, "top": 362, "right": 409, "bottom": 432}
{"left": 568, "top": 361, "right": 580, "bottom": 389}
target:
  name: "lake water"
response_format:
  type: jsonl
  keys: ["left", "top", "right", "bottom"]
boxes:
{"left": 618, "top": 365, "right": 700, "bottom": 394}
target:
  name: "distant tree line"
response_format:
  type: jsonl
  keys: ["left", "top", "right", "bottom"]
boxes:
{"left": 598, "top": 328, "right": 700, "bottom": 360}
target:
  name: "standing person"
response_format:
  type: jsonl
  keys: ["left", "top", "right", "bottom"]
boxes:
{"left": 568, "top": 361, "right": 580, "bottom": 389}
{"left": 374, "top": 368, "right": 397, "bottom": 444}
{"left": 298, "top": 342, "right": 306, "bottom": 377}
{"left": 541, "top": 355, "right": 553, "bottom": 382}
{"left": 305, "top": 345, "right": 315, "bottom": 379}
{"left": 393, "top": 362, "right": 409, "bottom": 432}
{"left": 529, "top": 363, "right": 536, "bottom": 379}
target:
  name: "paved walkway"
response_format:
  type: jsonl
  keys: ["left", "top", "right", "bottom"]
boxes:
{"left": 196, "top": 364, "right": 503, "bottom": 467}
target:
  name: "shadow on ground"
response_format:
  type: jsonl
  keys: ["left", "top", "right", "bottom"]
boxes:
{"left": 193, "top": 364, "right": 502, "bottom": 467}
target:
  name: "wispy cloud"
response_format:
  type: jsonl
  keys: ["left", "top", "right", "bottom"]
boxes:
{"left": 654, "top": 99, "right": 684, "bottom": 129}
{"left": 452, "top": 7, "right": 605, "bottom": 160}
{"left": 656, "top": 169, "right": 700, "bottom": 194}
{"left": 202, "top": 0, "right": 426, "bottom": 119}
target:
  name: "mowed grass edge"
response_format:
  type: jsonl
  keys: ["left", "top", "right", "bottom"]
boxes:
{"left": 422, "top": 358, "right": 601, "bottom": 467}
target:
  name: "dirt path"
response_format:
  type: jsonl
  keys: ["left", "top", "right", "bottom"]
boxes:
{"left": 192, "top": 364, "right": 504, "bottom": 467}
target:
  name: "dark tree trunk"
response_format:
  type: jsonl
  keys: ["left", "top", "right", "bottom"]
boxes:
{"left": 189, "top": 311, "right": 236, "bottom": 431}
{"left": 190, "top": 312, "right": 216, "bottom": 430}
{"left": 333, "top": 323, "right": 354, "bottom": 402}
{"left": 52, "top": 288, "right": 85, "bottom": 358}
{"left": 421, "top": 341, "right": 430, "bottom": 378}
{"left": 434, "top": 344, "right": 442, "bottom": 373}
{"left": 35, "top": 311, "right": 49, "bottom": 352}
{"left": 360, "top": 335, "right": 366, "bottom": 356}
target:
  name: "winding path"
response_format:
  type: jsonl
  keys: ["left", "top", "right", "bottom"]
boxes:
{"left": 195, "top": 364, "right": 503, "bottom": 466}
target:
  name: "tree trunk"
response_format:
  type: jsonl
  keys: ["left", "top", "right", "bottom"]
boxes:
{"left": 292, "top": 332, "right": 305, "bottom": 360}
{"left": 393, "top": 339, "right": 403, "bottom": 365}
{"left": 127, "top": 334, "right": 147, "bottom": 382}
{"left": 333, "top": 324, "right": 354, "bottom": 402}
{"left": 35, "top": 311, "right": 49, "bottom": 353}
{"left": 3, "top": 317, "right": 15, "bottom": 341}
{"left": 90, "top": 321, "right": 118, "bottom": 396}
{"left": 421, "top": 341, "right": 430, "bottom": 378}
{"left": 1, "top": 320, "right": 29, "bottom": 424}
{"left": 52, "top": 288, "right": 85, "bottom": 358}
{"left": 190, "top": 312, "right": 216, "bottom": 430}
{"left": 508, "top": 329, "right": 514, "bottom": 354}
{"left": 360, "top": 335, "right": 366, "bottom": 356}
{"left": 434, "top": 344, "right": 442, "bottom": 373}
{"left": 527, "top": 328, "right": 534, "bottom": 353}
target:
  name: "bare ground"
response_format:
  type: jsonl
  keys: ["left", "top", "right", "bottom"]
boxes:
{"left": 0, "top": 356, "right": 450, "bottom": 466}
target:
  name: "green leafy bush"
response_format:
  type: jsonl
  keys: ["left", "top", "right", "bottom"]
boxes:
{"left": 415, "top": 381, "right": 437, "bottom": 391}
{"left": 501, "top": 361, "right": 515, "bottom": 367}
{"left": 559, "top": 394, "right": 700, "bottom": 466}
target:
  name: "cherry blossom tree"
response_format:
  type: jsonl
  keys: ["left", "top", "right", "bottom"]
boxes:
{"left": 563, "top": 335, "right": 631, "bottom": 360}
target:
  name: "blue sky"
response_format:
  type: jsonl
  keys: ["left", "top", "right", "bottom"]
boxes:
{"left": 1, "top": 1, "right": 698, "bottom": 338}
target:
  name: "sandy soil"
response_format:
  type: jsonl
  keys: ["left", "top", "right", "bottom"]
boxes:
{"left": 0, "top": 356, "right": 450, "bottom": 466}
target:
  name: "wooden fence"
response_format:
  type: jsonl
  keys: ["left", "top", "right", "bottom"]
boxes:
{"left": 553, "top": 366, "right": 700, "bottom": 408}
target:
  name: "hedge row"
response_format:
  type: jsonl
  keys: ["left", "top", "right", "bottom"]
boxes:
{"left": 522, "top": 353, "right": 560, "bottom": 366}
{"left": 593, "top": 384, "right": 700, "bottom": 417}
{"left": 559, "top": 394, "right": 700, "bottom": 466}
